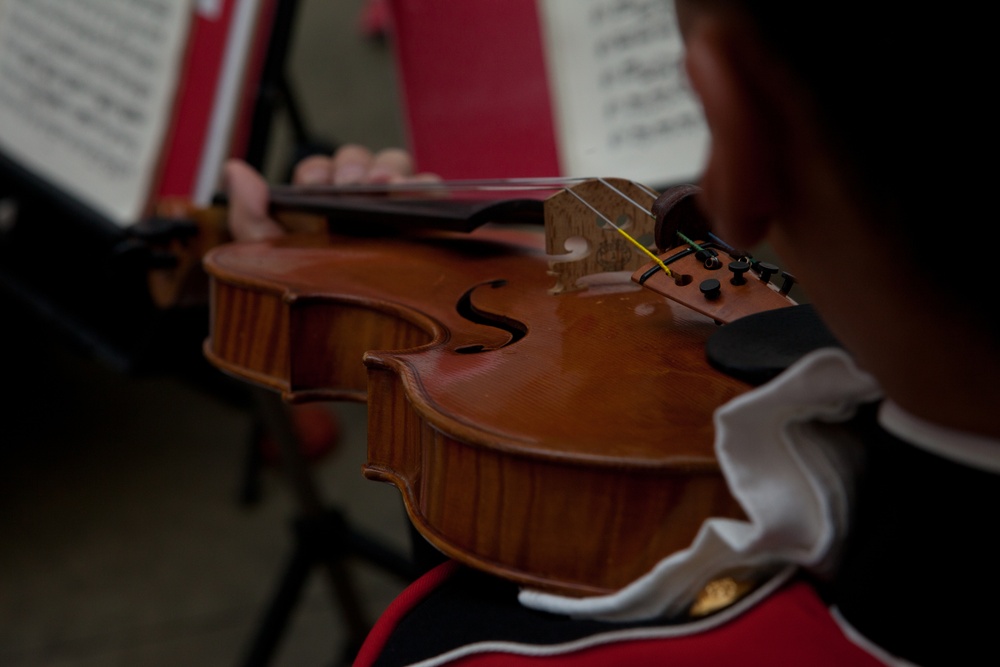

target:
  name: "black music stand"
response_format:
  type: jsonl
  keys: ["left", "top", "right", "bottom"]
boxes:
{"left": 243, "top": 388, "right": 418, "bottom": 666}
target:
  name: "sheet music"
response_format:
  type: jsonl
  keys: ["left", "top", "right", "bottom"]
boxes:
{"left": 0, "top": 0, "right": 192, "bottom": 226}
{"left": 538, "top": 0, "right": 707, "bottom": 187}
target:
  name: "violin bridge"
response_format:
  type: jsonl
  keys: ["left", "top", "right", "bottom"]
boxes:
{"left": 544, "top": 178, "right": 659, "bottom": 294}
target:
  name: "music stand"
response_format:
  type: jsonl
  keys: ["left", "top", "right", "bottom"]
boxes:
{"left": 0, "top": 1, "right": 416, "bottom": 664}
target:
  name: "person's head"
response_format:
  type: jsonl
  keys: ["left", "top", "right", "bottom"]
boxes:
{"left": 676, "top": 0, "right": 986, "bottom": 250}
{"left": 673, "top": 0, "right": 997, "bottom": 433}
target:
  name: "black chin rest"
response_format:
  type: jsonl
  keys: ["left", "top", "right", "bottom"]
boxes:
{"left": 706, "top": 304, "right": 843, "bottom": 386}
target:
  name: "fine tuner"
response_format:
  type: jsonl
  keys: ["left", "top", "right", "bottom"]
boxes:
{"left": 628, "top": 183, "right": 797, "bottom": 325}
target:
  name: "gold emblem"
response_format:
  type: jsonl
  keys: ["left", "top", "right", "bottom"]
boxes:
{"left": 688, "top": 575, "right": 757, "bottom": 617}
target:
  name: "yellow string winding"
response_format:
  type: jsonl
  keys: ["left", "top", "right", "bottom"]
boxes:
{"left": 564, "top": 187, "right": 674, "bottom": 277}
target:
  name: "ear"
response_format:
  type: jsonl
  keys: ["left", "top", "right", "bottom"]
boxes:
{"left": 682, "top": 15, "right": 789, "bottom": 249}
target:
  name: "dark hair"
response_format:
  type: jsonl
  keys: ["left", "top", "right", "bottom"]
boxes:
{"left": 729, "top": 2, "right": 992, "bottom": 319}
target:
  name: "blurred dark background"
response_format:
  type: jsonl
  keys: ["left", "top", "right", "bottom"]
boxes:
{"left": 0, "top": 2, "right": 414, "bottom": 666}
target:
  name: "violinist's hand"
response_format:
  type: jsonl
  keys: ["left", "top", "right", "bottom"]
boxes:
{"left": 224, "top": 144, "right": 440, "bottom": 242}
{"left": 294, "top": 143, "right": 440, "bottom": 186}
{"left": 224, "top": 159, "right": 283, "bottom": 242}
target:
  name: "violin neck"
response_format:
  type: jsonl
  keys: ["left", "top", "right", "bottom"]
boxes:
{"left": 266, "top": 178, "right": 595, "bottom": 233}
{"left": 268, "top": 188, "right": 547, "bottom": 233}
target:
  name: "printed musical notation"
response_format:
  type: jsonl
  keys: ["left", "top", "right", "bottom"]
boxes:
{"left": 539, "top": 0, "right": 707, "bottom": 187}
{"left": 0, "top": 0, "right": 191, "bottom": 225}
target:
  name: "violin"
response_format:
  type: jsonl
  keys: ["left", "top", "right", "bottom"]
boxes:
{"left": 201, "top": 178, "right": 796, "bottom": 597}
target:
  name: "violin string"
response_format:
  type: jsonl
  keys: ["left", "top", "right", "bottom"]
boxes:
{"left": 596, "top": 177, "right": 658, "bottom": 222}
{"left": 270, "top": 176, "right": 594, "bottom": 196}
{"left": 705, "top": 232, "right": 741, "bottom": 257}
{"left": 676, "top": 231, "right": 708, "bottom": 254}
{"left": 562, "top": 186, "right": 674, "bottom": 277}
{"left": 596, "top": 178, "right": 710, "bottom": 257}
{"left": 273, "top": 175, "right": 713, "bottom": 276}
{"left": 595, "top": 178, "right": 699, "bottom": 274}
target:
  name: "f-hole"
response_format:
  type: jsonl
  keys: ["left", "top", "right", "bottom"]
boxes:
{"left": 454, "top": 279, "right": 528, "bottom": 354}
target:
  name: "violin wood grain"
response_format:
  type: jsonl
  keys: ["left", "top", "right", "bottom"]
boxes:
{"left": 204, "top": 225, "right": 748, "bottom": 595}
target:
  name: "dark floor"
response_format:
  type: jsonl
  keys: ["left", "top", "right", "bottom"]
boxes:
{"left": 0, "top": 306, "right": 414, "bottom": 667}
{"left": 0, "top": 2, "right": 415, "bottom": 665}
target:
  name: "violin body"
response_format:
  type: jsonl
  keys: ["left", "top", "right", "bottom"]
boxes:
{"left": 204, "top": 219, "right": 751, "bottom": 596}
